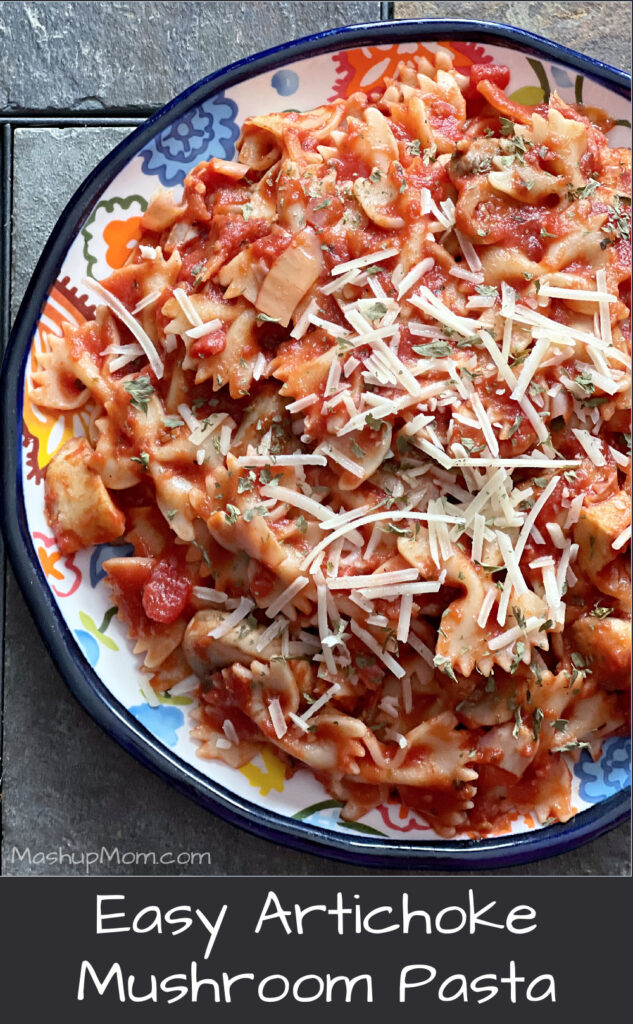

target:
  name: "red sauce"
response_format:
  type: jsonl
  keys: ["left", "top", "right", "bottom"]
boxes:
{"left": 101, "top": 265, "right": 144, "bottom": 312}
{"left": 212, "top": 215, "right": 272, "bottom": 265}
{"left": 426, "top": 101, "right": 463, "bottom": 143}
{"left": 250, "top": 224, "right": 293, "bottom": 264}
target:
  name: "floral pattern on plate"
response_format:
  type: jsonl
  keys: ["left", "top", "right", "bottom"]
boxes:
{"left": 18, "top": 39, "right": 631, "bottom": 846}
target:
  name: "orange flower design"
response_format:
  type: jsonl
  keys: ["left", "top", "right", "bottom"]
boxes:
{"left": 23, "top": 282, "right": 91, "bottom": 476}
{"left": 37, "top": 544, "right": 65, "bottom": 581}
{"left": 103, "top": 216, "right": 144, "bottom": 269}
{"left": 32, "top": 532, "right": 82, "bottom": 597}
{"left": 330, "top": 41, "right": 493, "bottom": 100}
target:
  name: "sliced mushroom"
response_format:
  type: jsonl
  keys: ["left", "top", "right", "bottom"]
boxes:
{"left": 255, "top": 228, "right": 322, "bottom": 327}
{"left": 183, "top": 609, "right": 296, "bottom": 706}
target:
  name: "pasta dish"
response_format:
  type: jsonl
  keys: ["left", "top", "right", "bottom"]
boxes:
{"left": 33, "top": 49, "right": 631, "bottom": 837}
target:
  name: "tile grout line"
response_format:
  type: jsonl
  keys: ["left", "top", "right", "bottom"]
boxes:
{"left": 0, "top": 121, "right": 12, "bottom": 870}
{"left": 0, "top": 112, "right": 154, "bottom": 126}
{"left": 1, "top": 123, "right": 12, "bottom": 352}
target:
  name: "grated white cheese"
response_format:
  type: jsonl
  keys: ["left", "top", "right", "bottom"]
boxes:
{"left": 207, "top": 598, "right": 255, "bottom": 639}
{"left": 331, "top": 247, "right": 400, "bottom": 276}
{"left": 556, "top": 542, "right": 578, "bottom": 593}
{"left": 572, "top": 428, "right": 606, "bottom": 467}
{"left": 612, "top": 525, "right": 631, "bottom": 551}
{"left": 359, "top": 580, "right": 443, "bottom": 599}
{"left": 514, "top": 475, "right": 560, "bottom": 562}
{"left": 173, "top": 287, "right": 203, "bottom": 327}
{"left": 268, "top": 698, "right": 287, "bottom": 739}
{"left": 219, "top": 424, "right": 232, "bottom": 456}
{"left": 454, "top": 229, "right": 482, "bottom": 272}
{"left": 324, "top": 352, "right": 342, "bottom": 396}
{"left": 564, "top": 494, "right": 584, "bottom": 529}
{"left": 299, "top": 682, "right": 341, "bottom": 722}
{"left": 318, "top": 442, "right": 365, "bottom": 478}
{"left": 302, "top": 508, "right": 465, "bottom": 571}
{"left": 290, "top": 298, "right": 319, "bottom": 338}
{"left": 397, "top": 257, "right": 434, "bottom": 299}
{"left": 168, "top": 674, "right": 200, "bottom": 696}
{"left": 132, "top": 289, "right": 161, "bottom": 314}
{"left": 449, "top": 265, "right": 484, "bottom": 285}
{"left": 545, "top": 522, "right": 567, "bottom": 549}
{"left": 510, "top": 336, "right": 550, "bottom": 403}
{"left": 223, "top": 719, "right": 239, "bottom": 745}
{"left": 490, "top": 616, "right": 545, "bottom": 653}
{"left": 497, "top": 530, "right": 528, "bottom": 595}
{"left": 327, "top": 569, "right": 419, "bottom": 590}
{"left": 288, "top": 711, "right": 310, "bottom": 733}
{"left": 471, "top": 392, "right": 499, "bottom": 457}
{"left": 407, "top": 631, "right": 435, "bottom": 667}
{"left": 471, "top": 513, "right": 485, "bottom": 564}
{"left": 252, "top": 352, "right": 267, "bottom": 380}
{"left": 596, "top": 268, "right": 613, "bottom": 349}
{"left": 610, "top": 446, "right": 630, "bottom": 468}
{"left": 401, "top": 675, "right": 413, "bottom": 714}
{"left": 192, "top": 585, "right": 228, "bottom": 605}
{"left": 138, "top": 677, "right": 160, "bottom": 708}
{"left": 350, "top": 620, "right": 405, "bottom": 679}
{"left": 477, "top": 588, "right": 496, "bottom": 629}
{"left": 529, "top": 555, "right": 556, "bottom": 569}
{"left": 542, "top": 564, "right": 562, "bottom": 615}
{"left": 83, "top": 278, "right": 164, "bottom": 379}
{"left": 266, "top": 577, "right": 310, "bottom": 618}
{"left": 235, "top": 452, "right": 327, "bottom": 468}
{"left": 255, "top": 616, "right": 288, "bottom": 653}
{"left": 185, "top": 318, "right": 223, "bottom": 339}
{"left": 538, "top": 284, "right": 617, "bottom": 303}
{"left": 287, "top": 393, "right": 318, "bottom": 414}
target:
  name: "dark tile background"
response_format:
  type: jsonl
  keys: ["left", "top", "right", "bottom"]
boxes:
{"left": 0, "top": 1, "right": 630, "bottom": 876}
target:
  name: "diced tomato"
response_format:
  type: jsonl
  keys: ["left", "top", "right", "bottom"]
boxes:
{"left": 142, "top": 559, "right": 192, "bottom": 623}
{"left": 468, "top": 62, "right": 511, "bottom": 96}
{"left": 250, "top": 224, "right": 293, "bottom": 264}
{"left": 212, "top": 215, "right": 272, "bottom": 264}
{"left": 249, "top": 565, "right": 277, "bottom": 602}
{"left": 190, "top": 329, "right": 227, "bottom": 359}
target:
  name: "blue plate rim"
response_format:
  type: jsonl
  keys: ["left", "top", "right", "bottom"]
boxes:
{"left": 1, "top": 17, "right": 630, "bottom": 871}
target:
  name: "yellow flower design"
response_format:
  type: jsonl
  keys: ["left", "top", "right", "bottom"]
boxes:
{"left": 239, "top": 746, "right": 286, "bottom": 796}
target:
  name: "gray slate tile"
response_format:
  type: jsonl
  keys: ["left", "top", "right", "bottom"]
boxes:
{"left": 11, "top": 126, "right": 133, "bottom": 318}
{"left": 394, "top": 1, "right": 632, "bottom": 72}
{"left": 0, "top": 1, "right": 383, "bottom": 113}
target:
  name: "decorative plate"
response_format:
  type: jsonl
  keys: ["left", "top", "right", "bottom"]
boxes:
{"left": 2, "top": 19, "right": 630, "bottom": 869}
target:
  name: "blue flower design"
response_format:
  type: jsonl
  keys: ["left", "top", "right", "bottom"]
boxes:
{"left": 303, "top": 806, "right": 345, "bottom": 831}
{"left": 129, "top": 703, "right": 185, "bottom": 747}
{"left": 271, "top": 69, "right": 299, "bottom": 97}
{"left": 74, "top": 629, "right": 100, "bottom": 667}
{"left": 140, "top": 92, "right": 240, "bottom": 187}
{"left": 575, "top": 737, "right": 631, "bottom": 803}
{"left": 551, "top": 65, "right": 574, "bottom": 89}
{"left": 89, "top": 542, "right": 134, "bottom": 588}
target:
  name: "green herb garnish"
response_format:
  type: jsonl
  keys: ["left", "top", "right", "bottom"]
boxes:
{"left": 124, "top": 376, "right": 154, "bottom": 414}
